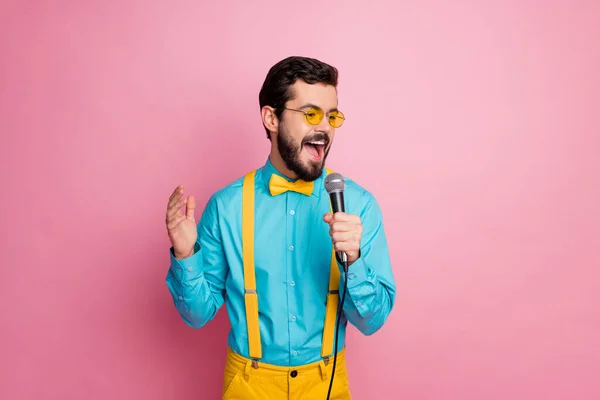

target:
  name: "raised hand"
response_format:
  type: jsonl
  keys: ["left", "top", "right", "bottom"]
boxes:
{"left": 166, "top": 184, "right": 197, "bottom": 260}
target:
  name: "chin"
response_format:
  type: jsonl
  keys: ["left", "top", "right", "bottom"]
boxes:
{"left": 301, "top": 160, "right": 326, "bottom": 180}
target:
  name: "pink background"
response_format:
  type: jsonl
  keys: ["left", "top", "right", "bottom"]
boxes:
{"left": 1, "top": 1, "right": 599, "bottom": 399}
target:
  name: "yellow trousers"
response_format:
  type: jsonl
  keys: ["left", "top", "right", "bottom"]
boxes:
{"left": 221, "top": 348, "right": 352, "bottom": 400}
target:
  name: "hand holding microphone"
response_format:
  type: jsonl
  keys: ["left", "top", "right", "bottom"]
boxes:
{"left": 324, "top": 173, "right": 363, "bottom": 268}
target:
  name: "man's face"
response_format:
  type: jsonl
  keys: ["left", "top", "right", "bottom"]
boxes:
{"left": 276, "top": 80, "right": 339, "bottom": 182}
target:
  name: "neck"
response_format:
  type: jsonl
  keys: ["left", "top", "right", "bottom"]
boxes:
{"left": 269, "top": 145, "right": 298, "bottom": 181}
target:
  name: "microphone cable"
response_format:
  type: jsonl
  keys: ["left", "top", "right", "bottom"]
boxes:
{"left": 326, "top": 258, "right": 349, "bottom": 400}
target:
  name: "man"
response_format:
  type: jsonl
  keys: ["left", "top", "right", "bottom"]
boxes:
{"left": 165, "top": 56, "right": 396, "bottom": 399}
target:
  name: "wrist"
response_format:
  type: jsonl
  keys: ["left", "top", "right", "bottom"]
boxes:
{"left": 174, "top": 247, "right": 194, "bottom": 260}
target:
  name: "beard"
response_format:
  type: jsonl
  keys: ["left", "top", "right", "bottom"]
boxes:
{"left": 277, "top": 123, "right": 330, "bottom": 182}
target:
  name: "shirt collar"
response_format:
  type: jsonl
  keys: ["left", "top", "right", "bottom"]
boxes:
{"left": 259, "top": 157, "right": 326, "bottom": 198}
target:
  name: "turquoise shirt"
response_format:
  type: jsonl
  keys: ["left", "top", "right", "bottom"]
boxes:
{"left": 166, "top": 158, "right": 396, "bottom": 367}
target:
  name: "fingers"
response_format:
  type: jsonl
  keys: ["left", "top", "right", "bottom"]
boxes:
{"left": 168, "top": 188, "right": 185, "bottom": 213}
{"left": 329, "top": 220, "right": 363, "bottom": 238}
{"left": 166, "top": 185, "right": 197, "bottom": 232}
{"left": 167, "top": 196, "right": 186, "bottom": 219}
{"left": 324, "top": 211, "right": 363, "bottom": 258}
{"left": 166, "top": 198, "right": 188, "bottom": 231}
{"left": 332, "top": 240, "right": 359, "bottom": 254}
{"left": 325, "top": 213, "right": 361, "bottom": 237}
{"left": 329, "top": 212, "right": 354, "bottom": 222}
{"left": 323, "top": 211, "right": 357, "bottom": 224}
{"left": 329, "top": 222, "right": 355, "bottom": 235}
{"left": 331, "top": 230, "right": 357, "bottom": 243}
{"left": 166, "top": 185, "right": 189, "bottom": 228}
{"left": 166, "top": 214, "right": 187, "bottom": 231}
{"left": 169, "top": 184, "right": 184, "bottom": 202}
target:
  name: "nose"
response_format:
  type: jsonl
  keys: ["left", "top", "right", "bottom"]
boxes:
{"left": 315, "top": 115, "right": 333, "bottom": 135}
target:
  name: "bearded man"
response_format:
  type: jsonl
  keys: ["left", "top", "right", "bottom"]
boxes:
{"left": 165, "top": 56, "right": 396, "bottom": 400}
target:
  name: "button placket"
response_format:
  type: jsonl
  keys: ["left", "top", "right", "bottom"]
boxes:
{"left": 285, "top": 194, "right": 299, "bottom": 362}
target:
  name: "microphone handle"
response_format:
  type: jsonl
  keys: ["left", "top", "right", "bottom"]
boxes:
{"left": 329, "top": 191, "right": 345, "bottom": 213}
{"left": 328, "top": 191, "right": 348, "bottom": 266}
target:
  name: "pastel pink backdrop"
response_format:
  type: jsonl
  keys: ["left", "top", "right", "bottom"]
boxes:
{"left": 1, "top": 1, "right": 599, "bottom": 399}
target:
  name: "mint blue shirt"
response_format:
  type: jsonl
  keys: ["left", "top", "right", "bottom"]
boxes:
{"left": 166, "top": 158, "right": 396, "bottom": 367}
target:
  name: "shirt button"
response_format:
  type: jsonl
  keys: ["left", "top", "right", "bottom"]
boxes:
{"left": 178, "top": 296, "right": 183, "bottom": 300}
{"left": 292, "top": 351, "right": 298, "bottom": 356}
{"left": 289, "top": 245, "right": 294, "bottom": 251}
{"left": 356, "top": 301, "right": 362, "bottom": 306}
{"left": 289, "top": 210, "right": 295, "bottom": 215}
{"left": 290, "top": 281, "right": 295, "bottom": 286}
{"left": 348, "top": 273, "right": 355, "bottom": 279}
{"left": 187, "top": 267, "right": 192, "bottom": 272}
{"left": 291, "top": 316, "right": 296, "bottom": 322}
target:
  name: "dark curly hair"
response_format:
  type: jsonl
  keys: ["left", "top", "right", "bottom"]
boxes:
{"left": 258, "top": 56, "right": 338, "bottom": 140}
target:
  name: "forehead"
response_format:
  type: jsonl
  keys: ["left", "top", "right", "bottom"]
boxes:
{"left": 287, "top": 80, "right": 338, "bottom": 109}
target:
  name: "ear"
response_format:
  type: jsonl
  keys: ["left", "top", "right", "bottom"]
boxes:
{"left": 261, "top": 106, "right": 279, "bottom": 136}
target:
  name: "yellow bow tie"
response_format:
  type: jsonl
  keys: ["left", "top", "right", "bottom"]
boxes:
{"left": 269, "top": 174, "right": 314, "bottom": 196}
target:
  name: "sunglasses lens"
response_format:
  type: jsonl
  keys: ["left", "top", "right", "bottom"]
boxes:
{"left": 305, "top": 107, "right": 324, "bottom": 125}
{"left": 329, "top": 111, "right": 345, "bottom": 128}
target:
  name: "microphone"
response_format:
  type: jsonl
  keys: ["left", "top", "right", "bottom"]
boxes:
{"left": 324, "top": 172, "right": 349, "bottom": 400}
{"left": 324, "top": 172, "right": 348, "bottom": 267}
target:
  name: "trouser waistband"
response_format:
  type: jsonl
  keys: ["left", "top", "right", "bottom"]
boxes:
{"left": 226, "top": 347, "right": 346, "bottom": 382}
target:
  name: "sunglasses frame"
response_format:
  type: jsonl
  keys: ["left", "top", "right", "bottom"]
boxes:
{"left": 283, "top": 106, "right": 345, "bottom": 128}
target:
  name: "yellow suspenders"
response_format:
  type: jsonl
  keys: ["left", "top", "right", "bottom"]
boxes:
{"left": 242, "top": 171, "right": 262, "bottom": 363}
{"left": 241, "top": 169, "right": 340, "bottom": 367}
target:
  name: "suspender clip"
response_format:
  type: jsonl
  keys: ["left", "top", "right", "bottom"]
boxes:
{"left": 323, "top": 356, "right": 330, "bottom": 366}
{"left": 251, "top": 358, "right": 259, "bottom": 369}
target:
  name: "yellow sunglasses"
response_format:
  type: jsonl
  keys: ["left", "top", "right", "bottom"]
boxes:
{"left": 284, "top": 106, "right": 345, "bottom": 128}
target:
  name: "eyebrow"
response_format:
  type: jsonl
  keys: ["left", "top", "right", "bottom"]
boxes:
{"left": 299, "top": 103, "right": 339, "bottom": 113}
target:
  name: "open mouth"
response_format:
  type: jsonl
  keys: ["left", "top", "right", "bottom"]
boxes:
{"left": 303, "top": 140, "right": 326, "bottom": 161}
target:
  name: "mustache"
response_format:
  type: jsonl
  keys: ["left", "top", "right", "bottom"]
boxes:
{"left": 300, "top": 134, "right": 330, "bottom": 147}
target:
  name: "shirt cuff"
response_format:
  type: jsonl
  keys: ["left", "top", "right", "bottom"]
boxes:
{"left": 342, "top": 256, "right": 370, "bottom": 288}
{"left": 336, "top": 255, "right": 374, "bottom": 316}
{"left": 335, "top": 250, "right": 365, "bottom": 280}
{"left": 169, "top": 243, "right": 203, "bottom": 280}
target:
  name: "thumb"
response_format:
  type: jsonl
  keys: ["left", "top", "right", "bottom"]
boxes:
{"left": 323, "top": 212, "right": 333, "bottom": 223}
{"left": 186, "top": 195, "right": 196, "bottom": 219}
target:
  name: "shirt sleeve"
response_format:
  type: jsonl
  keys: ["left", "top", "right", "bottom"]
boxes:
{"left": 165, "top": 194, "right": 228, "bottom": 328}
{"left": 337, "top": 193, "right": 397, "bottom": 335}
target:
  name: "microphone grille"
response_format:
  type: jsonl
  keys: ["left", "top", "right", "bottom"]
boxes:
{"left": 324, "top": 172, "right": 346, "bottom": 193}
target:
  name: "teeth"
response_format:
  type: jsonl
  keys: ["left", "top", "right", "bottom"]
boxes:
{"left": 308, "top": 141, "right": 325, "bottom": 145}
